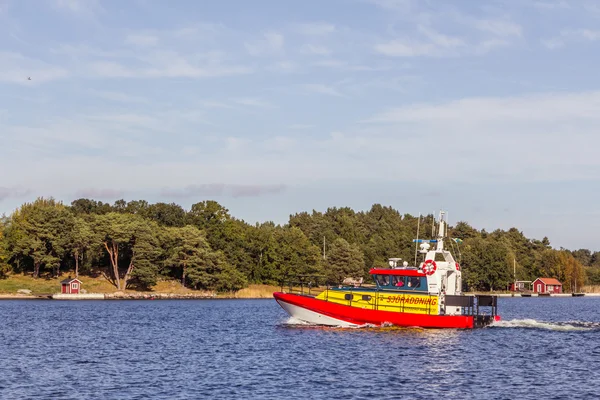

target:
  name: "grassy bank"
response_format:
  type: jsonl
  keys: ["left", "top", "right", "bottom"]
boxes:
{"left": 0, "top": 274, "right": 117, "bottom": 295}
{"left": 3, "top": 274, "right": 597, "bottom": 298}
{"left": 0, "top": 274, "right": 280, "bottom": 298}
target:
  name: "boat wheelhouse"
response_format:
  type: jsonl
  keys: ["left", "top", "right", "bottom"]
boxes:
{"left": 274, "top": 211, "right": 500, "bottom": 329}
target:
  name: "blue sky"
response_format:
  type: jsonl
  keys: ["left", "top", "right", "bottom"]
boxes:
{"left": 1, "top": 0, "right": 600, "bottom": 250}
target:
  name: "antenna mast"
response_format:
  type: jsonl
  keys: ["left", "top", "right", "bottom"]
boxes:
{"left": 414, "top": 213, "right": 421, "bottom": 266}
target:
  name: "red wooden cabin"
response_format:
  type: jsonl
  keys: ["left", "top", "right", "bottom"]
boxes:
{"left": 532, "top": 278, "right": 562, "bottom": 294}
{"left": 61, "top": 278, "right": 82, "bottom": 294}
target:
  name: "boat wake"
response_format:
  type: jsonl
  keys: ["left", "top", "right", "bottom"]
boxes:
{"left": 283, "top": 317, "right": 314, "bottom": 326}
{"left": 492, "top": 319, "right": 600, "bottom": 331}
{"left": 281, "top": 318, "right": 421, "bottom": 330}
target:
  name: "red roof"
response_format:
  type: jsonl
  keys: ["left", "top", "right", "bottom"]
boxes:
{"left": 60, "top": 278, "right": 82, "bottom": 284}
{"left": 536, "top": 277, "right": 562, "bottom": 286}
{"left": 369, "top": 268, "right": 426, "bottom": 277}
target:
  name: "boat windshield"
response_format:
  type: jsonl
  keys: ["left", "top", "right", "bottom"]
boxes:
{"left": 375, "top": 275, "right": 390, "bottom": 287}
{"left": 374, "top": 274, "right": 426, "bottom": 291}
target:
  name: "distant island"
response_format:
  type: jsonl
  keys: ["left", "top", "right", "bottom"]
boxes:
{"left": 1, "top": 197, "right": 598, "bottom": 295}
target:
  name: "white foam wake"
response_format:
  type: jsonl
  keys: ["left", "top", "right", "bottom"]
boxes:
{"left": 284, "top": 317, "right": 313, "bottom": 326}
{"left": 492, "top": 319, "right": 599, "bottom": 331}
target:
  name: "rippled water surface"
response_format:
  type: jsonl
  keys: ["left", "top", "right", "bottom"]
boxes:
{"left": 1, "top": 297, "right": 599, "bottom": 399}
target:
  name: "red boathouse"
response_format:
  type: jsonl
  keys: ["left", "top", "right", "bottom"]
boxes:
{"left": 532, "top": 278, "right": 562, "bottom": 294}
{"left": 61, "top": 278, "right": 82, "bottom": 294}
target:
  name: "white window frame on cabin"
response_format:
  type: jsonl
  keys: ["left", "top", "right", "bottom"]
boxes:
{"left": 71, "top": 282, "right": 78, "bottom": 290}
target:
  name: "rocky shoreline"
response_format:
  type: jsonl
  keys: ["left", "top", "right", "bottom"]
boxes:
{"left": 0, "top": 291, "right": 266, "bottom": 300}
{"left": 105, "top": 292, "right": 217, "bottom": 300}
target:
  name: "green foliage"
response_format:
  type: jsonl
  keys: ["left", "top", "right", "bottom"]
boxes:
{"left": 461, "top": 237, "right": 512, "bottom": 291}
{"left": 264, "top": 226, "right": 322, "bottom": 284}
{"left": 585, "top": 266, "right": 600, "bottom": 285}
{"left": 92, "top": 212, "right": 161, "bottom": 290}
{"left": 0, "top": 227, "right": 9, "bottom": 278}
{"left": 162, "top": 225, "right": 246, "bottom": 291}
{"left": 185, "top": 250, "right": 247, "bottom": 292}
{"left": 325, "top": 238, "right": 365, "bottom": 284}
{"left": 6, "top": 198, "right": 75, "bottom": 278}
{"left": 144, "top": 202, "right": 186, "bottom": 227}
{"left": 187, "top": 200, "right": 231, "bottom": 229}
{"left": 68, "top": 217, "right": 94, "bottom": 277}
{"left": 1, "top": 197, "right": 597, "bottom": 293}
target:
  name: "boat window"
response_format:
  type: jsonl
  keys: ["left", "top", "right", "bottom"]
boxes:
{"left": 407, "top": 277, "right": 423, "bottom": 290}
{"left": 391, "top": 276, "right": 405, "bottom": 287}
{"left": 375, "top": 275, "right": 390, "bottom": 287}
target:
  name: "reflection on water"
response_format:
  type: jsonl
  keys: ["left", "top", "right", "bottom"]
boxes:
{"left": 0, "top": 297, "right": 599, "bottom": 399}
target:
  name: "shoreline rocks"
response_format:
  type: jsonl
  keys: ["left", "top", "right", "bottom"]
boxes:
{"left": 104, "top": 292, "right": 217, "bottom": 300}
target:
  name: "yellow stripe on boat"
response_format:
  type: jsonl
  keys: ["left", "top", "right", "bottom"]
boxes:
{"left": 316, "top": 290, "right": 439, "bottom": 315}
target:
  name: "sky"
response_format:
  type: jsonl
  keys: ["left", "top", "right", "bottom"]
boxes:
{"left": 1, "top": 0, "right": 600, "bottom": 250}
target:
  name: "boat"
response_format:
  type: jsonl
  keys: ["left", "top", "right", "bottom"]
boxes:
{"left": 274, "top": 211, "right": 500, "bottom": 329}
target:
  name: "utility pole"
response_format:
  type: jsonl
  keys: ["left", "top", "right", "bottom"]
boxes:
{"left": 513, "top": 258, "right": 516, "bottom": 291}
{"left": 323, "top": 236, "right": 326, "bottom": 260}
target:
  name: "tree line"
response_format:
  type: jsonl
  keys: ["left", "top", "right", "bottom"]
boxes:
{"left": 0, "top": 197, "right": 596, "bottom": 292}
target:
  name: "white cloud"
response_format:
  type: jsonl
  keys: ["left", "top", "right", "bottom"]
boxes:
{"left": 543, "top": 29, "right": 600, "bottom": 50}
{"left": 90, "top": 90, "right": 149, "bottom": 103}
{"left": 245, "top": 32, "right": 285, "bottom": 56}
{"left": 375, "top": 26, "right": 464, "bottom": 57}
{"left": 300, "top": 44, "right": 331, "bottom": 55}
{"left": 475, "top": 39, "right": 510, "bottom": 54}
{"left": 232, "top": 97, "right": 273, "bottom": 108}
{"left": 161, "top": 183, "right": 286, "bottom": 198}
{"left": 0, "top": 52, "right": 68, "bottom": 84}
{"left": 86, "top": 113, "right": 158, "bottom": 128}
{"left": 88, "top": 61, "right": 135, "bottom": 77}
{"left": 88, "top": 57, "right": 252, "bottom": 79}
{"left": 474, "top": 20, "right": 522, "bottom": 37}
{"left": 542, "top": 38, "right": 564, "bottom": 49}
{"left": 366, "top": 0, "right": 412, "bottom": 11}
{"left": 533, "top": 0, "right": 570, "bottom": 9}
{"left": 54, "top": 0, "right": 91, "bottom": 11}
{"left": 366, "top": 91, "right": 600, "bottom": 124}
{"left": 6, "top": 91, "right": 600, "bottom": 202}
{"left": 419, "top": 26, "right": 464, "bottom": 47}
{"left": 577, "top": 29, "right": 600, "bottom": 41}
{"left": 197, "top": 100, "right": 233, "bottom": 109}
{"left": 0, "top": 187, "right": 31, "bottom": 201}
{"left": 264, "top": 136, "right": 296, "bottom": 152}
{"left": 125, "top": 33, "right": 159, "bottom": 47}
{"left": 300, "top": 83, "right": 343, "bottom": 97}
{"left": 311, "top": 59, "right": 391, "bottom": 72}
{"left": 74, "top": 188, "right": 125, "bottom": 199}
{"left": 294, "top": 22, "right": 336, "bottom": 35}
{"left": 288, "top": 124, "right": 314, "bottom": 129}
{"left": 375, "top": 40, "right": 436, "bottom": 57}
{"left": 53, "top": 0, "right": 103, "bottom": 15}
{"left": 268, "top": 61, "right": 298, "bottom": 73}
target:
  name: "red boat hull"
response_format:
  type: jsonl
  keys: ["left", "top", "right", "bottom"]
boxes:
{"left": 274, "top": 292, "right": 476, "bottom": 329}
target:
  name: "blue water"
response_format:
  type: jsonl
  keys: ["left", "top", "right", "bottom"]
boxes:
{"left": 0, "top": 297, "right": 599, "bottom": 399}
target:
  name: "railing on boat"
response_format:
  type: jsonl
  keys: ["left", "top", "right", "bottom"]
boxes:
{"left": 445, "top": 294, "right": 498, "bottom": 326}
{"left": 279, "top": 275, "right": 330, "bottom": 297}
